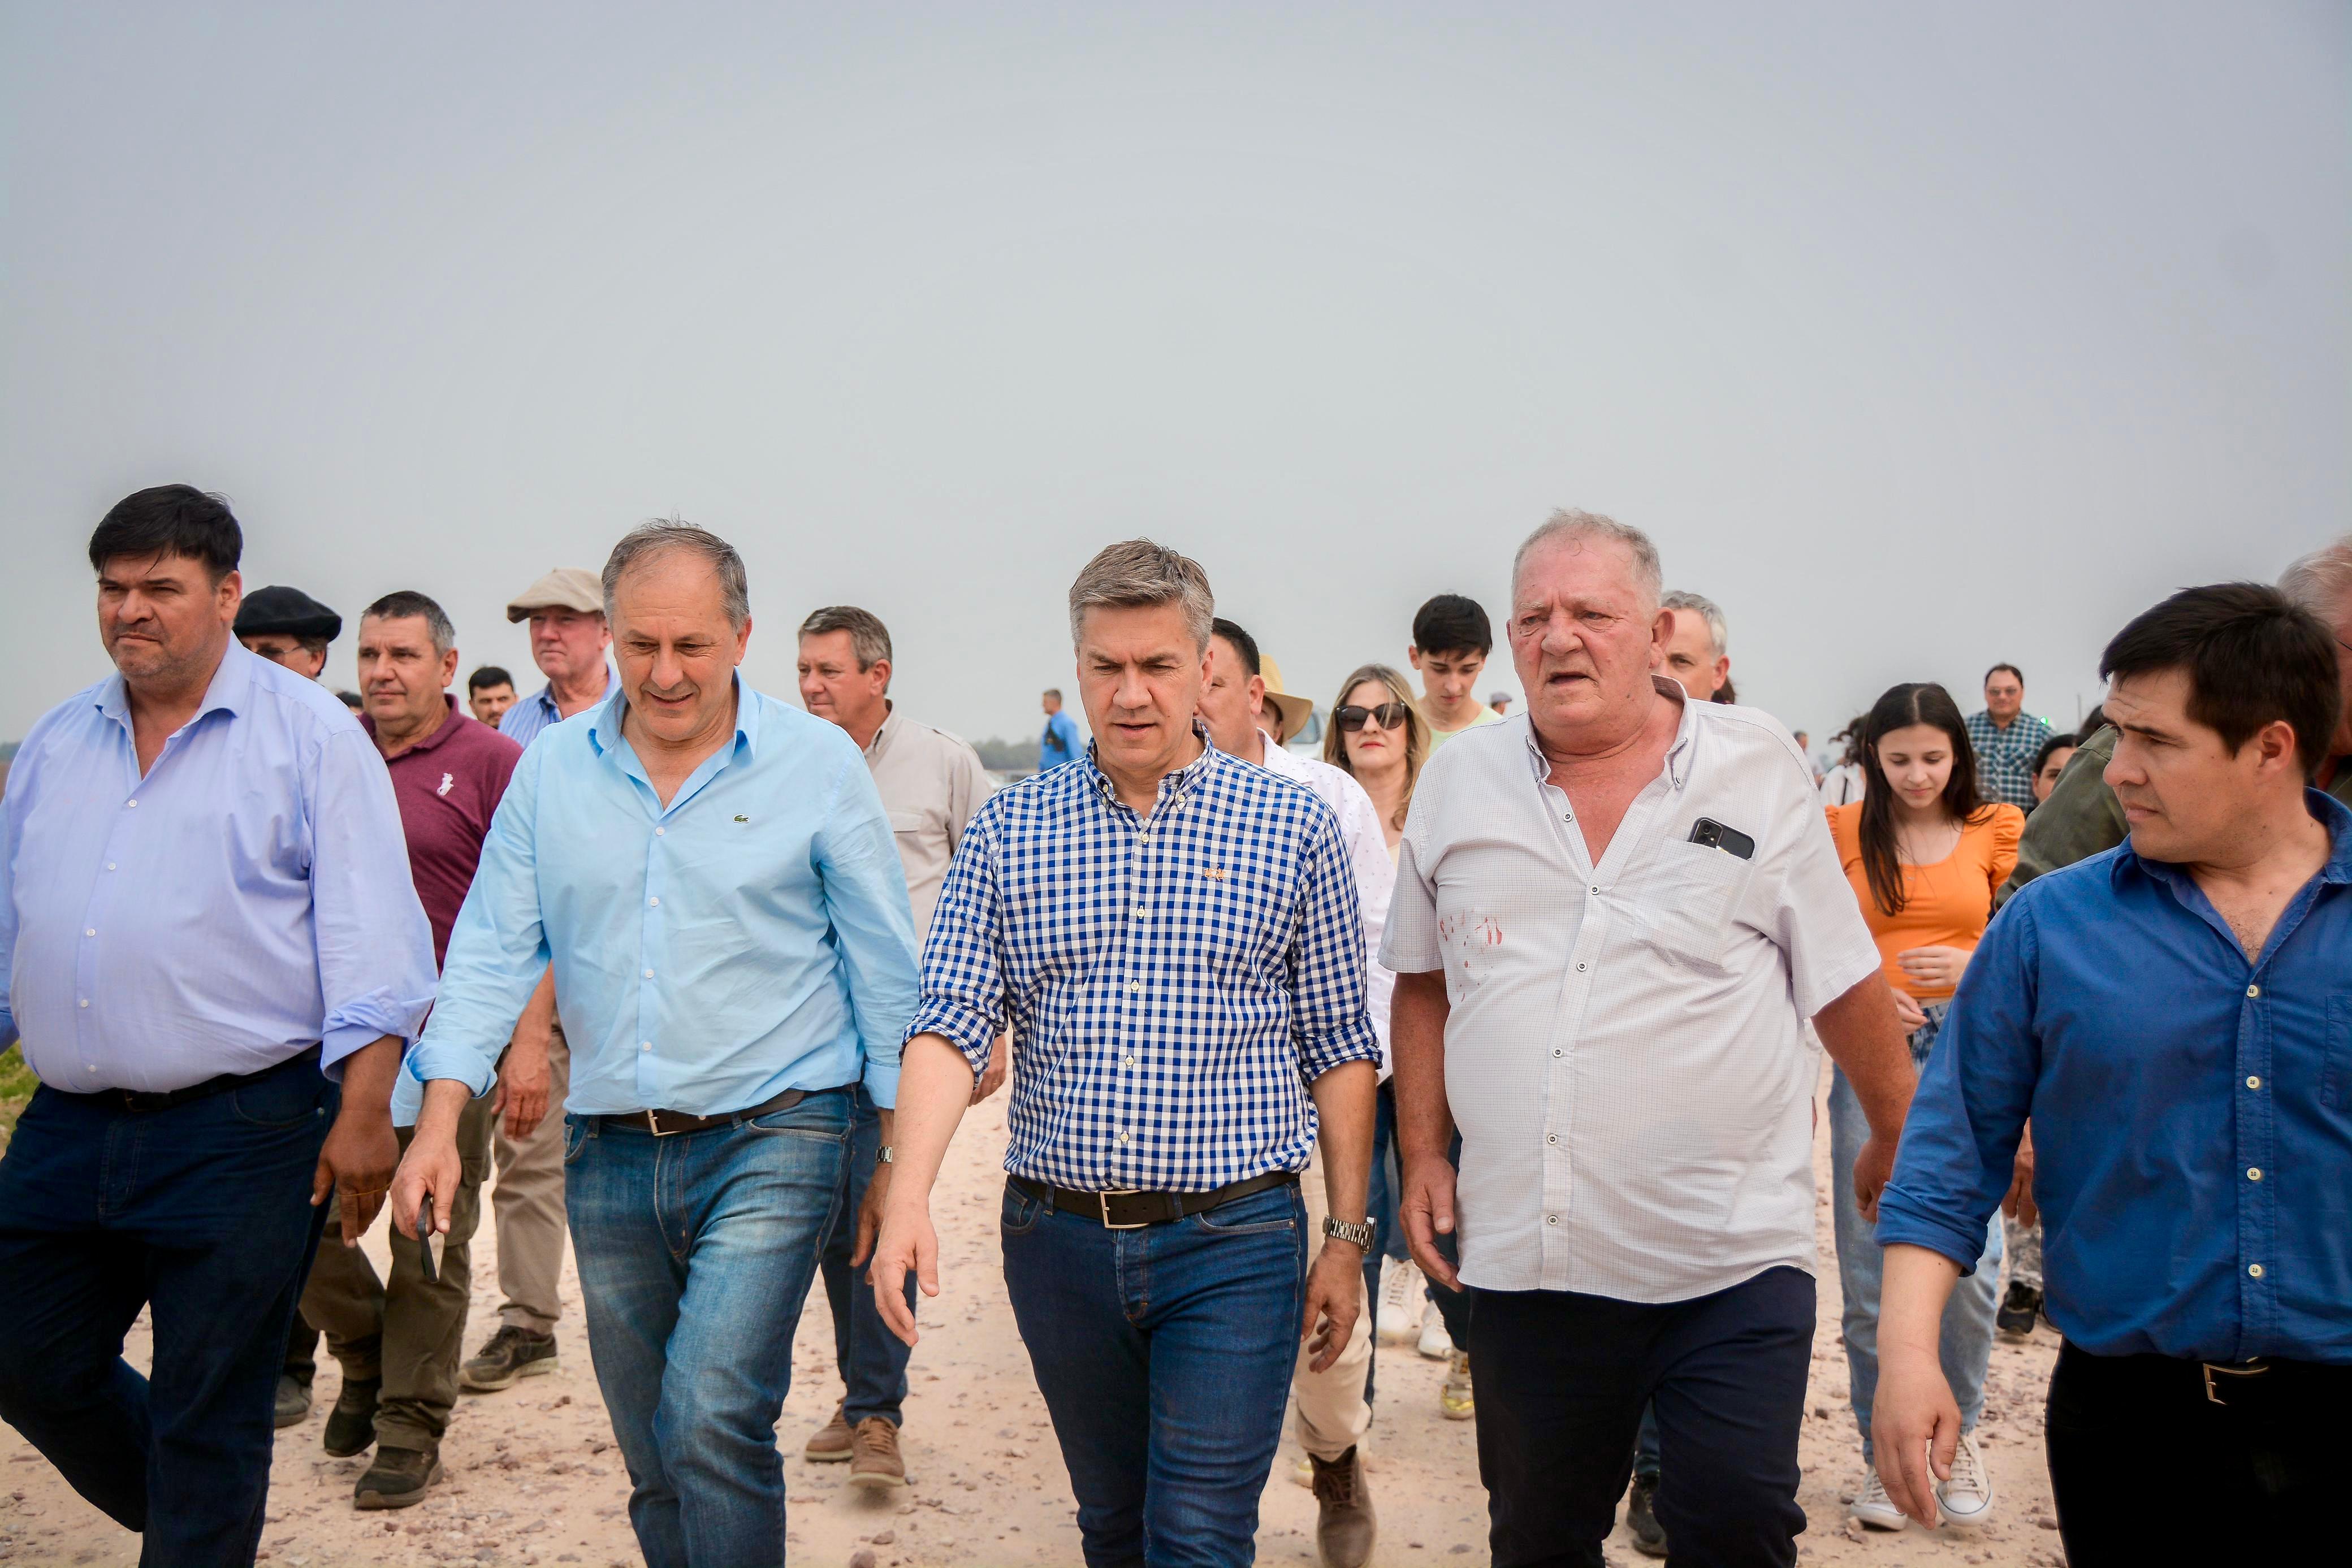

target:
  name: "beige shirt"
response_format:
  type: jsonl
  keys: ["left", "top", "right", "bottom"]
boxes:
{"left": 1381, "top": 683, "right": 1880, "bottom": 1302}
{"left": 863, "top": 707, "right": 994, "bottom": 942}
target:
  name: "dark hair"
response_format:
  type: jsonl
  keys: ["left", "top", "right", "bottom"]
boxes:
{"left": 2031, "top": 732, "right": 2078, "bottom": 779}
{"left": 2079, "top": 704, "right": 2108, "bottom": 736}
{"left": 362, "top": 590, "right": 456, "bottom": 656}
{"left": 1412, "top": 594, "right": 1492, "bottom": 658}
{"left": 1857, "top": 682, "right": 1989, "bottom": 917}
{"left": 2098, "top": 583, "right": 2338, "bottom": 779}
{"left": 1983, "top": 662, "right": 2024, "bottom": 687}
{"left": 466, "top": 665, "right": 514, "bottom": 694}
{"left": 1210, "top": 617, "right": 1261, "bottom": 678}
{"left": 336, "top": 690, "right": 364, "bottom": 710}
{"left": 88, "top": 484, "right": 241, "bottom": 581}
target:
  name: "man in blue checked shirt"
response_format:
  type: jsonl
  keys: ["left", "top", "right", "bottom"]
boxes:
{"left": 867, "top": 539, "right": 1381, "bottom": 1568}
{"left": 0, "top": 486, "right": 438, "bottom": 1567}
{"left": 387, "top": 521, "right": 920, "bottom": 1568}
{"left": 1872, "top": 585, "right": 2352, "bottom": 1561}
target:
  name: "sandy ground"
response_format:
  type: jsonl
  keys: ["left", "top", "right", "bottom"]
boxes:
{"left": 0, "top": 1067, "right": 2065, "bottom": 1566}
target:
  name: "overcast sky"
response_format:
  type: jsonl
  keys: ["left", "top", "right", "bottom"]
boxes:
{"left": 3, "top": 3, "right": 2344, "bottom": 750}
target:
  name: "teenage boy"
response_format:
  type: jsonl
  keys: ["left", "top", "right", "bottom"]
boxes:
{"left": 1410, "top": 594, "right": 1504, "bottom": 749}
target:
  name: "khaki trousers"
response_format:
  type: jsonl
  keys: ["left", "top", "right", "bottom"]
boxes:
{"left": 1290, "top": 1143, "right": 1374, "bottom": 1461}
{"left": 300, "top": 1092, "right": 495, "bottom": 1449}
{"left": 491, "top": 1023, "right": 571, "bottom": 1332}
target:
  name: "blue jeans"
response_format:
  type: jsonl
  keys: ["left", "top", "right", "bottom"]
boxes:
{"left": 1830, "top": 1000, "right": 2001, "bottom": 1459}
{"left": 564, "top": 1090, "right": 850, "bottom": 1568}
{"left": 818, "top": 1085, "right": 916, "bottom": 1425}
{"left": 1001, "top": 1178, "right": 1307, "bottom": 1568}
{"left": 0, "top": 1053, "right": 334, "bottom": 1567}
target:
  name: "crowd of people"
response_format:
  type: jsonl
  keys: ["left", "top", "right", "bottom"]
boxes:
{"left": 0, "top": 483, "right": 2345, "bottom": 1568}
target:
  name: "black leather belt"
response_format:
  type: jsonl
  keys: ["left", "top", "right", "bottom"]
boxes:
{"left": 88, "top": 1046, "right": 322, "bottom": 1114}
{"left": 598, "top": 1082, "right": 856, "bottom": 1137}
{"left": 1010, "top": 1169, "right": 1299, "bottom": 1230}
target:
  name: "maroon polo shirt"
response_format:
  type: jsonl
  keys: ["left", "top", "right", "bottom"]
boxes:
{"left": 363, "top": 696, "right": 523, "bottom": 967}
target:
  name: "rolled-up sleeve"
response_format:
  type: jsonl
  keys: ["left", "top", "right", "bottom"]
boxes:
{"left": 1745, "top": 775, "right": 1883, "bottom": 1019}
{"left": 814, "top": 752, "right": 921, "bottom": 1109}
{"left": 407, "top": 742, "right": 552, "bottom": 1099}
{"left": 906, "top": 807, "right": 1007, "bottom": 1080}
{"left": 308, "top": 728, "right": 438, "bottom": 1078}
{"left": 1875, "top": 901, "right": 2043, "bottom": 1272}
{"left": 1288, "top": 809, "right": 1381, "bottom": 1080}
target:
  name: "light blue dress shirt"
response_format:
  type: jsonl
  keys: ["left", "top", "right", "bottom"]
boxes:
{"left": 498, "top": 665, "right": 616, "bottom": 751}
{"left": 405, "top": 680, "right": 920, "bottom": 1119}
{"left": 0, "top": 643, "right": 438, "bottom": 1092}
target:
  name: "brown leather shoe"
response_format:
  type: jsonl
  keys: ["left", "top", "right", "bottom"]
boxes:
{"left": 1311, "top": 1446, "right": 1377, "bottom": 1568}
{"left": 848, "top": 1415, "right": 907, "bottom": 1489}
{"left": 804, "top": 1402, "right": 853, "bottom": 1463}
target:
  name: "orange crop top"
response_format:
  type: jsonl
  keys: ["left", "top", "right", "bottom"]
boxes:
{"left": 1824, "top": 801, "right": 2025, "bottom": 999}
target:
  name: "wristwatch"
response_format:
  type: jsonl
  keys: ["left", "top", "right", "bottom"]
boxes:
{"left": 875, "top": 1145, "right": 895, "bottom": 1167}
{"left": 1322, "top": 1215, "right": 1374, "bottom": 1250}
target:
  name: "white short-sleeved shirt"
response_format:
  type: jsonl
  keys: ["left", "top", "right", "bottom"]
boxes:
{"left": 1380, "top": 681, "right": 1881, "bottom": 1302}
{"left": 1250, "top": 732, "right": 1398, "bottom": 1069}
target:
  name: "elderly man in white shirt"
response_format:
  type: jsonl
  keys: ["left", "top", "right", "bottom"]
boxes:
{"left": 1385, "top": 510, "right": 1918, "bottom": 1568}
{"left": 1197, "top": 616, "right": 1390, "bottom": 1568}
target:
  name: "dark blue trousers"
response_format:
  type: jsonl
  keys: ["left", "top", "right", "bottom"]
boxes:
{"left": 816, "top": 1084, "right": 916, "bottom": 1425}
{"left": 0, "top": 1054, "right": 335, "bottom": 1567}
{"left": 1468, "top": 1266, "right": 1815, "bottom": 1568}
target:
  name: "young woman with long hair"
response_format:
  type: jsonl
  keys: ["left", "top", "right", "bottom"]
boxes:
{"left": 1322, "top": 662, "right": 1428, "bottom": 854}
{"left": 1826, "top": 682, "right": 2024, "bottom": 1534}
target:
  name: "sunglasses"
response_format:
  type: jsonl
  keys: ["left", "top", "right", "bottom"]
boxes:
{"left": 1334, "top": 702, "right": 1412, "bottom": 733}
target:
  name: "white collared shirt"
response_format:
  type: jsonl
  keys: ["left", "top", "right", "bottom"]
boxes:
{"left": 1381, "top": 682, "right": 1880, "bottom": 1302}
{"left": 1251, "top": 731, "right": 1398, "bottom": 1068}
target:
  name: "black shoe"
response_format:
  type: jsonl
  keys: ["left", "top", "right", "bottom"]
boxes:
{"left": 1627, "top": 1473, "right": 1668, "bottom": 1558}
{"left": 1997, "top": 1281, "right": 2042, "bottom": 1340}
{"left": 322, "top": 1378, "right": 381, "bottom": 1457}
{"left": 353, "top": 1444, "right": 442, "bottom": 1509}
{"left": 273, "top": 1374, "right": 313, "bottom": 1429}
{"left": 459, "top": 1325, "right": 558, "bottom": 1392}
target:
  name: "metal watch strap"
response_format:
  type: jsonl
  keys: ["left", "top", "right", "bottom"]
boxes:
{"left": 875, "top": 1144, "right": 894, "bottom": 1166}
{"left": 1322, "top": 1215, "right": 1374, "bottom": 1249}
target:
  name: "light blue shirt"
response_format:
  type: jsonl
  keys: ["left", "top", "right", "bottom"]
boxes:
{"left": 498, "top": 665, "right": 616, "bottom": 751}
{"left": 0, "top": 643, "right": 438, "bottom": 1093}
{"left": 1039, "top": 708, "right": 1081, "bottom": 770}
{"left": 404, "top": 680, "right": 920, "bottom": 1119}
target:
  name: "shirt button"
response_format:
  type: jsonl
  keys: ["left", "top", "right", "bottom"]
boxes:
{"left": 1588, "top": 884, "right": 1601, "bottom": 896}
{"left": 1545, "top": 1214, "right": 1558, "bottom": 1225}
{"left": 655, "top": 827, "right": 665, "bottom": 837}
{"left": 84, "top": 929, "right": 96, "bottom": 937}
{"left": 126, "top": 799, "right": 138, "bottom": 808}
{"left": 1127, "top": 981, "right": 1142, "bottom": 993}
{"left": 643, "top": 969, "right": 654, "bottom": 979}
{"left": 648, "top": 896, "right": 660, "bottom": 907}
{"left": 641, "top": 1042, "right": 652, "bottom": 1052}
{"left": 2247, "top": 1076, "right": 2263, "bottom": 1090}
{"left": 1546, "top": 1133, "right": 1559, "bottom": 1145}
{"left": 2249, "top": 1264, "right": 2265, "bottom": 1279}
{"left": 85, "top": 1064, "right": 98, "bottom": 1074}
{"left": 2247, "top": 1168, "right": 2263, "bottom": 1181}
{"left": 105, "top": 863, "right": 116, "bottom": 871}
{"left": 1122, "top": 1054, "right": 1136, "bottom": 1067}
{"left": 1134, "top": 906, "right": 1148, "bottom": 917}
{"left": 2246, "top": 984, "right": 2261, "bottom": 998}
{"left": 79, "top": 999, "right": 89, "bottom": 1008}
{"left": 1116, "top": 1131, "right": 1130, "bottom": 1145}
{"left": 1575, "top": 961, "right": 1588, "bottom": 973}
{"left": 1552, "top": 1047, "right": 1563, "bottom": 1058}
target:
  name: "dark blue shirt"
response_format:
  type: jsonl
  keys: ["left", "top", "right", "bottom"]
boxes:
{"left": 1877, "top": 789, "right": 2352, "bottom": 1365}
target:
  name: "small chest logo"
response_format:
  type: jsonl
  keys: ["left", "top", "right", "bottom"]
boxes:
{"left": 1201, "top": 865, "right": 1227, "bottom": 882}
{"left": 436, "top": 772, "right": 455, "bottom": 798}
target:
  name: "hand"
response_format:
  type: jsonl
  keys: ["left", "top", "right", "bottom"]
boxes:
{"left": 494, "top": 1038, "right": 552, "bottom": 1143}
{"left": 867, "top": 1200, "right": 939, "bottom": 1348}
{"left": 1398, "top": 1151, "right": 1462, "bottom": 1290}
{"left": 849, "top": 1162, "right": 892, "bottom": 1270}
{"left": 1896, "top": 945, "right": 1971, "bottom": 993}
{"left": 1871, "top": 1345, "right": 1962, "bottom": 1528}
{"left": 1300, "top": 1240, "right": 1364, "bottom": 1373}
{"left": 389, "top": 1124, "right": 462, "bottom": 1241}
{"left": 2002, "top": 1122, "right": 2038, "bottom": 1226}
{"left": 1891, "top": 989, "right": 1930, "bottom": 1032}
{"left": 313, "top": 1099, "right": 400, "bottom": 1241}
{"left": 972, "top": 1036, "right": 1010, "bottom": 1104}
{"left": 1849, "top": 1133, "right": 1897, "bottom": 1225}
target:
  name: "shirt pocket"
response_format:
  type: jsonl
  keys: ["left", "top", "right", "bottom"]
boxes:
{"left": 888, "top": 808, "right": 928, "bottom": 839}
{"left": 2324, "top": 995, "right": 2352, "bottom": 1111}
{"left": 1626, "top": 840, "right": 1756, "bottom": 972}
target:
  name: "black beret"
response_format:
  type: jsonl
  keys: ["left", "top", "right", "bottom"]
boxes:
{"left": 235, "top": 584, "right": 342, "bottom": 642}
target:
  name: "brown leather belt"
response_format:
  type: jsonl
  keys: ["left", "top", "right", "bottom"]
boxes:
{"left": 1010, "top": 1169, "right": 1299, "bottom": 1230}
{"left": 597, "top": 1082, "right": 857, "bottom": 1137}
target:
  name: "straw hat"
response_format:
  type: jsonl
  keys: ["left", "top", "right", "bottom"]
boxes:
{"left": 1256, "top": 655, "right": 1315, "bottom": 743}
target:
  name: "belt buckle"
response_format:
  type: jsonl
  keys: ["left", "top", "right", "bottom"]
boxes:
{"left": 644, "top": 1108, "right": 680, "bottom": 1138}
{"left": 2203, "top": 1359, "right": 2268, "bottom": 1405}
{"left": 1097, "top": 1189, "right": 1148, "bottom": 1230}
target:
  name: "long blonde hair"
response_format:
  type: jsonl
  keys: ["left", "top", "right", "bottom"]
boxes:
{"left": 1323, "top": 662, "right": 1429, "bottom": 830}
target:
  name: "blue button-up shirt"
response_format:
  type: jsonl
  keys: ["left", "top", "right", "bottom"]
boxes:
{"left": 0, "top": 644, "right": 437, "bottom": 1092}
{"left": 1039, "top": 709, "right": 1082, "bottom": 771}
{"left": 1878, "top": 789, "right": 2352, "bottom": 1364}
{"left": 406, "top": 680, "right": 919, "bottom": 1118}
{"left": 498, "top": 664, "right": 616, "bottom": 752}
{"left": 910, "top": 731, "right": 1380, "bottom": 1192}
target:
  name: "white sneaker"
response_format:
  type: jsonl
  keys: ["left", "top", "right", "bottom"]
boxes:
{"left": 1376, "top": 1258, "right": 1423, "bottom": 1344}
{"left": 1851, "top": 1466, "right": 1908, "bottom": 1531}
{"left": 1416, "top": 1310, "right": 1452, "bottom": 1360}
{"left": 1936, "top": 1432, "right": 1996, "bottom": 1528}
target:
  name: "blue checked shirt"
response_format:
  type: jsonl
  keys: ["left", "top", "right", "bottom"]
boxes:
{"left": 1965, "top": 708, "right": 2053, "bottom": 811}
{"left": 908, "top": 730, "right": 1380, "bottom": 1192}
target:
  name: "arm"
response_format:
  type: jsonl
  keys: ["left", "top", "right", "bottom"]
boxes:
{"left": 1873, "top": 1245, "right": 1968, "bottom": 1524}
{"left": 1813, "top": 974, "right": 1916, "bottom": 1221}
{"left": 1302, "top": 1059, "right": 1376, "bottom": 1371}
{"left": 316, "top": 1034, "right": 405, "bottom": 1238}
{"left": 492, "top": 970, "right": 557, "bottom": 1141}
{"left": 814, "top": 750, "right": 922, "bottom": 1111}
{"left": 1390, "top": 969, "right": 1457, "bottom": 1285}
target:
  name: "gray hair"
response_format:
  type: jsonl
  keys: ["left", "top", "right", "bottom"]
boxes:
{"left": 1512, "top": 509, "right": 1664, "bottom": 608}
{"left": 1067, "top": 538, "right": 1215, "bottom": 650}
{"left": 2278, "top": 535, "right": 2352, "bottom": 616}
{"left": 798, "top": 605, "right": 893, "bottom": 671}
{"left": 1660, "top": 588, "right": 1728, "bottom": 657}
{"left": 602, "top": 517, "right": 750, "bottom": 630}
{"left": 361, "top": 590, "right": 456, "bottom": 659}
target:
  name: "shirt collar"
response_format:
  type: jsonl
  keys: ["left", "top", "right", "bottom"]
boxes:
{"left": 1084, "top": 720, "right": 1218, "bottom": 811}
{"left": 587, "top": 675, "right": 759, "bottom": 764}
{"left": 362, "top": 694, "right": 463, "bottom": 755}
{"left": 96, "top": 639, "right": 254, "bottom": 731}
{"left": 1522, "top": 677, "right": 1698, "bottom": 790}
{"left": 863, "top": 701, "right": 897, "bottom": 759}
{"left": 533, "top": 661, "right": 617, "bottom": 717}
{"left": 2118, "top": 787, "right": 2352, "bottom": 890}
{"left": 1253, "top": 729, "right": 1307, "bottom": 778}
